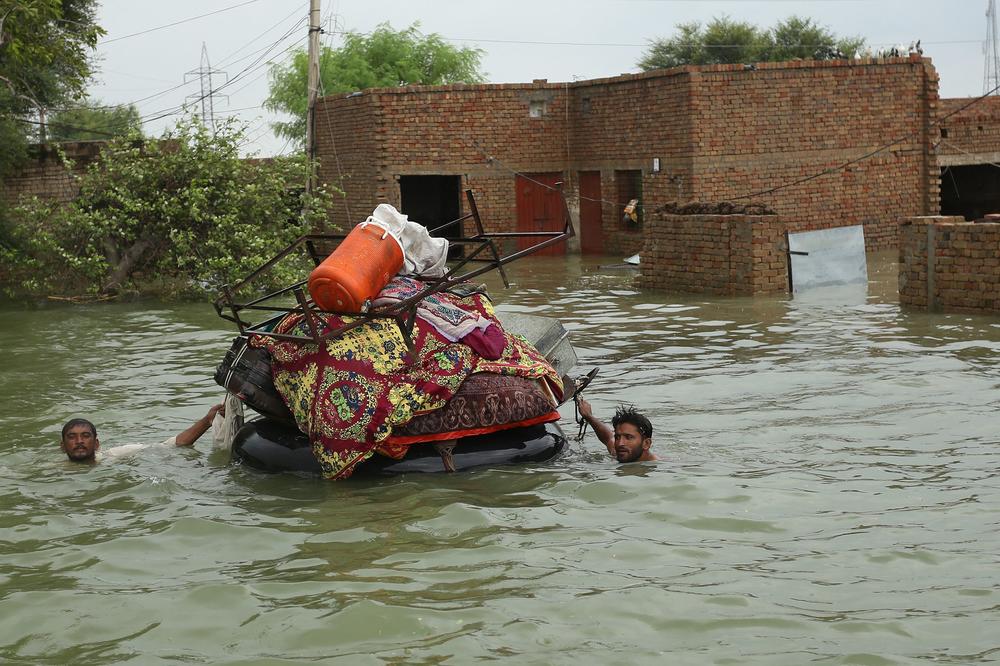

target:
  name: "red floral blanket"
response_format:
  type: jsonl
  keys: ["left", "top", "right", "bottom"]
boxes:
{"left": 251, "top": 287, "right": 562, "bottom": 479}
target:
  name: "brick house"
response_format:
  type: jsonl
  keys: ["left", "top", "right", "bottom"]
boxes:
{"left": 314, "top": 55, "right": 943, "bottom": 256}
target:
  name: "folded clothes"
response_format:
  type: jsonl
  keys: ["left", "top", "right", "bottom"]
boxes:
{"left": 373, "top": 276, "right": 490, "bottom": 342}
{"left": 460, "top": 323, "right": 505, "bottom": 360}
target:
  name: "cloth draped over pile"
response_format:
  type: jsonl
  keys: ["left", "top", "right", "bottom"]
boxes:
{"left": 251, "top": 279, "right": 563, "bottom": 479}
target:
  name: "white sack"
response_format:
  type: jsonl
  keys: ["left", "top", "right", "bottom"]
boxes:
{"left": 363, "top": 203, "right": 449, "bottom": 278}
{"left": 211, "top": 393, "right": 245, "bottom": 452}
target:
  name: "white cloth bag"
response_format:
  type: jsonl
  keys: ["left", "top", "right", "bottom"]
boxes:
{"left": 363, "top": 203, "right": 449, "bottom": 278}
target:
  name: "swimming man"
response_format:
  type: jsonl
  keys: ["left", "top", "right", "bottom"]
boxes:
{"left": 60, "top": 404, "right": 224, "bottom": 463}
{"left": 577, "top": 399, "right": 657, "bottom": 463}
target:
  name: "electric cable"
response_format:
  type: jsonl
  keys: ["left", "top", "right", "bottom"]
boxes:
{"left": 51, "top": 10, "right": 308, "bottom": 117}
{"left": 316, "top": 16, "right": 353, "bottom": 222}
{"left": 13, "top": 116, "right": 121, "bottom": 139}
{"left": 98, "top": 0, "right": 265, "bottom": 45}
{"left": 136, "top": 26, "right": 307, "bottom": 127}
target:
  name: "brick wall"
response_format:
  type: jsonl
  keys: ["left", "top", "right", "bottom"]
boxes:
{"left": 570, "top": 71, "right": 694, "bottom": 256}
{"left": 314, "top": 94, "right": 381, "bottom": 229}
{"left": 937, "top": 96, "right": 1000, "bottom": 162}
{"left": 1, "top": 141, "right": 104, "bottom": 207}
{"left": 315, "top": 82, "right": 571, "bottom": 233}
{"left": 635, "top": 212, "right": 788, "bottom": 295}
{"left": 687, "top": 57, "right": 939, "bottom": 252}
{"left": 313, "top": 58, "right": 940, "bottom": 256}
{"left": 899, "top": 215, "right": 1000, "bottom": 313}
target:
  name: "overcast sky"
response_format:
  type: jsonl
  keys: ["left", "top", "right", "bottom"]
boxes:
{"left": 90, "top": 0, "right": 990, "bottom": 156}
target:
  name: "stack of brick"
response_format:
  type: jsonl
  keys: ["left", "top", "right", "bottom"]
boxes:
{"left": 635, "top": 213, "right": 788, "bottom": 296}
{"left": 899, "top": 216, "right": 1000, "bottom": 313}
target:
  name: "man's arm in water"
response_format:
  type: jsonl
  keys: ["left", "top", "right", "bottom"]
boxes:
{"left": 577, "top": 399, "right": 615, "bottom": 455}
{"left": 174, "top": 404, "right": 224, "bottom": 447}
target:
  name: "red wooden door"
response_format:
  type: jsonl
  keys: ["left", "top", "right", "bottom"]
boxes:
{"left": 578, "top": 171, "right": 603, "bottom": 254}
{"left": 515, "top": 173, "right": 566, "bottom": 256}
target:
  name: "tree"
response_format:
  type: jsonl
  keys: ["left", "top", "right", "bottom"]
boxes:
{"left": 0, "top": 0, "right": 104, "bottom": 175}
{"left": 1, "top": 118, "right": 336, "bottom": 298}
{"left": 47, "top": 99, "right": 143, "bottom": 141}
{"left": 638, "top": 15, "right": 866, "bottom": 70}
{"left": 768, "top": 16, "right": 865, "bottom": 62}
{"left": 265, "top": 22, "right": 485, "bottom": 147}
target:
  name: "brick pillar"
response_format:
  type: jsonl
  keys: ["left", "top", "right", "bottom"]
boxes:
{"left": 899, "top": 215, "right": 1000, "bottom": 313}
{"left": 921, "top": 60, "right": 941, "bottom": 216}
{"left": 635, "top": 213, "right": 787, "bottom": 295}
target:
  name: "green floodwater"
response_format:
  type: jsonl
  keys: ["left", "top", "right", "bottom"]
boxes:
{"left": 1, "top": 252, "right": 999, "bottom": 665}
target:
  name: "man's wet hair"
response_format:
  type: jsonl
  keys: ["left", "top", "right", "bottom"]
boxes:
{"left": 61, "top": 418, "right": 97, "bottom": 439}
{"left": 611, "top": 405, "right": 652, "bottom": 439}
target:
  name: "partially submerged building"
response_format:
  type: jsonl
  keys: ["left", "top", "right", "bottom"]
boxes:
{"left": 314, "top": 55, "right": 949, "bottom": 256}
{"left": 937, "top": 95, "right": 1000, "bottom": 221}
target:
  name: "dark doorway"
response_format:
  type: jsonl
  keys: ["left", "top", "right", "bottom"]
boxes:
{"left": 615, "top": 169, "right": 643, "bottom": 229}
{"left": 940, "top": 165, "right": 1000, "bottom": 220}
{"left": 578, "top": 171, "right": 604, "bottom": 254}
{"left": 515, "top": 173, "right": 566, "bottom": 256}
{"left": 399, "top": 176, "right": 463, "bottom": 255}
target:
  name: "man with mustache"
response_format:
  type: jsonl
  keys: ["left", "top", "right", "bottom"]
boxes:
{"left": 60, "top": 404, "right": 224, "bottom": 463}
{"left": 577, "top": 399, "right": 657, "bottom": 463}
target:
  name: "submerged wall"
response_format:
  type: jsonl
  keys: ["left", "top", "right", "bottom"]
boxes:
{"left": 899, "top": 216, "right": 1000, "bottom": 314}
{"left": 635, "top": 213, "right": 788, "bottom": 296}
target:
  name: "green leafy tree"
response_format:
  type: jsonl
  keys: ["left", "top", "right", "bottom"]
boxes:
{"left": 638, "top": 15, "right": 865, "bottom": 70}
{"left": 702, "top": 16, "right": 770, "bottom": 65}
{"left": 767, "top": 16, "right": 865, "bottom": 62}
{"left": 0, "top": 0, "right": 104, "bottom": 175}
{"left": 47, "top": 99, "right": 143, "bottom": 141}
{"left": 265, "top": 22, "right": 485, "bottom": 147}
{"left": 1, "top": 118, "right": 336, "bottom": 298}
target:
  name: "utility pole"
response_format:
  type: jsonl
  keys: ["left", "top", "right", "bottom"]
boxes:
{"left": 986, "top": 0, "right": 1000, "bottom": 94}
{"left": 305, "top": 0, "right": 321, "bottom": 195}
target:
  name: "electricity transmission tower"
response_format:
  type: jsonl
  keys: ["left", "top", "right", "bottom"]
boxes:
{"left": 185, "top": 43, "right": 229, "bottom": 132}
{"left": 986, "top": 0, "right": 1000, "bottom": 94}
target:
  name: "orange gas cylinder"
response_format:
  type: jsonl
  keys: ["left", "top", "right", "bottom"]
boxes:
{"left": 308, "top": 222, "right": 404, "bottom": 312}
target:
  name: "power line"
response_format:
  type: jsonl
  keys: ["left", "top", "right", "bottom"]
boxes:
{"left": 58, "top": 11, "right": 308, "bottom": 116}
{"left": 137, "top": 26, "right": 306, "bottom": 127}
{"left": 43, "top": 19, "right": 305, "bottom": 142}
{"left": 13, "top": 116, "right": 120, "bottom": 139}
{"left": 98, "top": 0, "right": 265, "bottom": 45}
{"left": 214, "top": 3, "right": 311, "bottom": 69}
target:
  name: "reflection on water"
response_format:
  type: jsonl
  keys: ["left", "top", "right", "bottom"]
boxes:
{"left": 2, "top": 251, "right": 999, "bottom": 664}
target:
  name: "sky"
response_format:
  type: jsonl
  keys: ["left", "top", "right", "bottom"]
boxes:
{"left": 89, "top": 0, "right": 991, "bottom": 156}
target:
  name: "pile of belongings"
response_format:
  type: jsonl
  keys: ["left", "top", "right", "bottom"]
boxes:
{"left": 250, "top": 277, "right": 564, "bottom": 479}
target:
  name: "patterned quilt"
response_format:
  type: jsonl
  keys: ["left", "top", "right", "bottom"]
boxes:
{"left": 251, "top": 286, "right": 562, "bottom": 479}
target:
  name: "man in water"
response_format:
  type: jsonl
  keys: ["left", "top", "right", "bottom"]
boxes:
{"left": 577, "top": 399, "right": 657, "bottom": 463}
{"left": 60, "top": 404, "right": 224, "bottom": 463}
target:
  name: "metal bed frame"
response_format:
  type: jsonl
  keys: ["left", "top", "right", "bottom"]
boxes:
{"left": 213, "top": 188, "right": 574, "bottom": 355}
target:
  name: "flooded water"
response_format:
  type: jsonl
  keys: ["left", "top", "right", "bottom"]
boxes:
{"left": 2, "top": 252, "right": 999, "bottom": 664}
